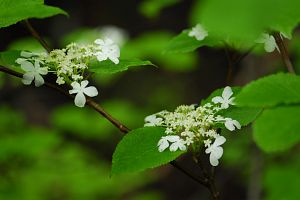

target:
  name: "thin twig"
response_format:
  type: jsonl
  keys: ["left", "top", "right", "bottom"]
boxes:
{"left": 193, "top": 153, "right": 220, "bottom": 200}
{"left": 224, "top": 45, "right": 234, "bottom": 84}
{"left": 273, "top": 32, "right": 295, "bottom": 74}
{"left": 22, "top": 20, "right": 51, "bottom": 53}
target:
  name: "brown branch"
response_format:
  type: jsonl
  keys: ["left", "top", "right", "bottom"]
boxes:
{"left": 22, "top": 20, "right": 52, "bottom": 53}
{"left": 273, "top": 32, "right": 295, "bottom": 74}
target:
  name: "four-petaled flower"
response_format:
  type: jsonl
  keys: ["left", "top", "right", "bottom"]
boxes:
{"left": 255, "top": 33, "right": 278, "bottom": 53}
{"left": 205, "top": 136, "right": 226, "bottom": 166}
{"left": 144, "top": 115, "right": 163, "bottom": 127}
{"left": 69, "top": 80, "right": 98, "bottom": 108}
{"left": 19, "top": 60, "right": 48, "bottom": 87}
{"left": 188, "top": 24, "right": 208, "bottom": 41}
{"left": 212, "top": 86, "right": 235, "bottom": 109}
{"left": 225, "top": 118, "right": 241, "bottom": 131}
{"left": 157, "top": 135, "right": 186, "bottom": 152}
{"left": 94, "top": 38, "right": 120, "bottom": 64}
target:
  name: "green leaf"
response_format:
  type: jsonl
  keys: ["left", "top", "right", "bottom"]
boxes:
{"left": 0, "top": 0, "right": 67, "bottom": 29}
{"left": 253, "top": 106, "right": 300, "bottom": 152}
{"left": 221, "top": 107, "right": 262, "bottom": 127}
{"left": 89, "top": 59, "right": 154, "bottom": 74}
{"left": 164, "top": 30, "right": 221, "bottom": 54}
{"left": 0, "top": 50, "right": 23, "bottom": 73}
{"left": 122, "top": 31, "right": 198, "bottom": 72}
{"left": 235, "top": 73, "right": 300, "bottom": 107}
{"left": 139, "top": 0, "right": 180, "bottom": 18}
{"left": 112, "top": 127, "right": 185, "bottom": 175}
{"left": 193, "top": 0, "right": 300, "bottom": 43}
{"left": 264, "top": 164, "right": 300, "bottom": 200}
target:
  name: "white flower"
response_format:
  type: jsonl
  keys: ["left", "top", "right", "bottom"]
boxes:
{"left": 69, "top": 80, "right": 98, "bottom": 108}
{"left": 212, "top": 86, "right": 235, "bottom": 109}
{"left": 56, "top": 76, "right": 65, "bottom": 85}
{"left": 94, "top": 38, "right": 120, "bottom": 64}
{"left": 100, "top": 26, "right": 128, "bottom": 46}
{"left": 144, "top": 115, "right": 163, "bottom": 127}
{"left": 255, "top": 33, "right": 278, "bottom": 53}
{"left": 224, "top": 118, "right": 241, "bottom": 131}
{"left": 20, "top": 60, "right": 48, "bottom": 87}
{"left": 157, "top": 135, "right": 186, "bottom": 152}
{"left": 169, "top": 138, "right": 187, "bottom": 152}
{"left": 188, "top": 24, "right": 208, "bottom": 41}
{"left": 205, "top": 136, "right": 226, "bottom": 166}
{"left": 157, "top": 136, "right": 170, "bottom": 152}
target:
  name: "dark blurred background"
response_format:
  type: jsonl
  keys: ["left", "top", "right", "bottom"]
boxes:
{"left": 0, "top": 0, "right": 296, "bottom": 200}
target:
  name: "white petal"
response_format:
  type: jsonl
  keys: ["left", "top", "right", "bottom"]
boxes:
{"left": 211, "top": 146, "right": 223, "bottom": 159}
{"left": 81, "top": 80, "right": 89, "bottom": 88}
{"left": 169, "top": 143, "right": 179, "bottom": 152}
{"left": 74, "top": 92, "right": 86, "bottom": 108}
{"left": 214, "top": 136, "right": 226, "bottom": 146}
{"left": 222, "top": 86, "right": 233, "bottom": 100}
{"left": 34, "top": 73, "right": 45, "bottom": 87}
{"left": 232, "top": 120, "right": 241, "bottom": 130}
{"left": 83, "top": 86, "right": 98, "bottom": 97}
{"left": 21, "top": 51, "right": 33, "bottom": 58}
{"left": 158, "top": 138, "right": 169, "bottom": 152}
{"left": 166, "top": 135, "right": 180, "bottom": 142}
{"left": 212, "top": 96, "right": 223, "bottom": 104}
{"left": 38, "top": 67, "right": 48, "bottom": 75}
{"left": 225, "top": 120, "right": 235, "bottom": 131}
{"left": 178, "top": 142, "right": 187, "bottom": 151}
{"left": 20, "top": 61, "right": 34, "bottom": 72}
{"left": 70, "top": 82, "right": 81, "bottom": 91}
{"left": 16, "top": 58, "right": 27, "bottom": 64}
{"left": 22, "top": 73, "right": 34, "bottom": 85}
{"left": 264, "top": 37, "right": 277, "bottom": 52}
{"left": 145, "top": 115, "right": 156, "bottom": 122}
{"left": 109, "top": 55, "right": 119, "bottom": 64}
{"left": 209, "top": 153, "right": 220, "bottom": 166}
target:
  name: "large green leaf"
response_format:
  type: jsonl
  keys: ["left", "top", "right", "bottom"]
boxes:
{"left": 89, "top": 59, "right": 154, "bottom": 74}
{"left": 0, "top": 0, "right": 67, "bottom": 29}
{"left": 235, "top": 73, "right": 300, "bottom": 107}
{"left": 192, "top": 0, "right": 300, "bottom": 43}
{"left": 164, "top": 30, "right": 221, "bottom": 53}
{"left": 112, "top": 127, "right": 185, "bottom": 175}
{"left": 253, "top": 106, "right": 300, "bottom": 152}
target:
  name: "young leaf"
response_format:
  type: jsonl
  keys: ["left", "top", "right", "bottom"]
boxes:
{"left": 253, "top": 106, "right": 300, "bottom": 153}
{"left": 112, "top": 127, "right": 185, "bottom": 175}
{"left": 235, "top": 73, "right": 300, "bottom": 107}
{"left": 164, "top": 30, "right": 221, "bottom": 54}
{"left": 89, "top": 59, "right": 154, "bottom": 74}
{"left": 0, "top": 0, "right": 67, "bottom": 29}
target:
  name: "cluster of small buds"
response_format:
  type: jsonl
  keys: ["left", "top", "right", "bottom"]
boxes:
{"left": 16, "top": 38, "right": 120, "bottom": 107}
{"left": 144, "top": 86, "right": 241, "bottom": 166}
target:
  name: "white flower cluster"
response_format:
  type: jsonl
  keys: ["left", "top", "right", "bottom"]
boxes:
{"left": 188, "top": 24, "right": 208, "bottom": 41}
{"left": 16, "top": 38, "right": 120, "bottom": 107}
{"left": 144, "top": 86, "right": 241, "bottom": 166}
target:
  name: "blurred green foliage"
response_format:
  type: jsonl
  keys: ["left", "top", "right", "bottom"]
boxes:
{"left": 0, "top": 106, "right": 161, "bottom": 200}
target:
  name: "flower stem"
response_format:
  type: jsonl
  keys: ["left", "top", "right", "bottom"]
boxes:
{"left": 273, "top": 32, "right": 296, "bottom": 74}
{"left": 22, "top": 20, "right": 51, "bottom": 53}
